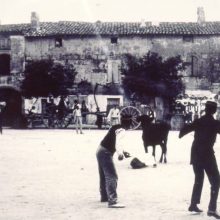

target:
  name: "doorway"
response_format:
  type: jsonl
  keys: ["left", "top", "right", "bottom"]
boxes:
{"left": 0, "top": 87, "right": 22, "bottom": 127}
{"left": 0, "top": 54, "right": 10, "bottom": 75}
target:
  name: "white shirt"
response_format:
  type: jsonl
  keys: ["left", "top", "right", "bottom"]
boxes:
{"left": 115, "top": 127, "right": 125, "bottom": 155}
{"left": 108, "top": 108, "right": 120, "bottom": 121}
{"left": 73, "top": 104, "right": 82, "bottom": 117}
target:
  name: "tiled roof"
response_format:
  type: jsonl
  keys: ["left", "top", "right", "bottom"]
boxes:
{"left": 1, "top": 21, "right": 220, "bottom": 37}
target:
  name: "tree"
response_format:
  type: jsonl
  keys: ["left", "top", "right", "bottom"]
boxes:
{"left": 21, "top": 59, "right": 77, "bottom": 98}
{"left": 77, "top": 79, "right": 93, "bottom": 95}
{"left": 122, "top": 52, "right": 186, "bottom": 104}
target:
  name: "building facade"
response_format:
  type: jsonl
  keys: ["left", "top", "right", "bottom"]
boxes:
{"left": 1, "top": 9, "right": 220, "bottom": 125}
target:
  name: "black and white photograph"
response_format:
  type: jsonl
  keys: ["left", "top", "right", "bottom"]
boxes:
{"left": 1, "top": 0, "right": 220, "bottom": 219}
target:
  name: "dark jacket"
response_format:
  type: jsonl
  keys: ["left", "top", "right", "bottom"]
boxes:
{"left": 179, "top": 114, "right": 220, "bottom": 165}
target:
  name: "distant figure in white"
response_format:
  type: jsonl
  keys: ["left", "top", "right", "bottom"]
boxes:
{"left": 72, "top": 100, "right": 83, "bottom": 134}
{"left": 107, "top": 105, "right": 120, "bottom": 126}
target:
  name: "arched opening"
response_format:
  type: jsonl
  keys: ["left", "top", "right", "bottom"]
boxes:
{"left": 0, "top": 54, "right": 10, "bottom": 75}
{"left": 0, "top": 87, "right": 23, "bottom": 127}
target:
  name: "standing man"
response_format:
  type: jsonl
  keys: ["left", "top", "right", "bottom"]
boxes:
{"left": 81, "top": 100, "right": 89, "bottom": 124}
{"left": 96, "top": 115, "right": 131, "bottom": 208}
{"left": 0, "top": 102, "right": 6, "bottom": 134}
{"left": 46, "top": 95, "right": 56, "bottom": 128}
{"left": 107, "top": 105, "right": 120, "bottom": 126}
{"left": 72, "top": 100, "right": 83, "bottom": 134}
{"left": 57, "top": 96, "right": 68, "bottom": 121}
{"left": 179, "top": 101, "right": 220, "bottom": 219}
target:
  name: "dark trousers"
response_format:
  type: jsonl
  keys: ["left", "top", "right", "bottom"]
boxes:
{"left": 191, "top": 159, "right": 220, "bottom": 211}
{"left": 96, "top": 146, "right": 118, "bottom": 205}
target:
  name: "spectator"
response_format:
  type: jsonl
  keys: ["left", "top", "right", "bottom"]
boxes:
{"left": 107, "top": 105, "right": 120, "bottom": 126}
{"left": 73, "top": 100, "right": 83, "bottom": 134}
{"left": 81, "top": 100, "right": 89, "bottom": 124}
{"left": 57, "top": 96, "right": 68, "bottom": 120}
{"left": 46, "top": 95, "right": 56, "bottom": 128}
{"left": 96, "top": 107, "right": 103, "bottom": 129}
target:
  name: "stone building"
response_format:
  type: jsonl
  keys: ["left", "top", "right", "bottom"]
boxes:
{"left": 1, "top": 8, "right": 220, "bottom": 126}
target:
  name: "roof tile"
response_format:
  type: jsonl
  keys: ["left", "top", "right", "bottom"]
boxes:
{"left": 1, "top": 21, "right": 220, "bottom": 37}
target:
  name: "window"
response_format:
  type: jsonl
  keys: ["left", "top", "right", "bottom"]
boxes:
{"left": 107, "top": 60, "right": 120, "bottom": 83}
{"left": 185, "top": 54, "right": 199, "bottom": 77}
{"left": 183, "top": 35, "right": 194, "bottom": 43}
{"left": 0, "top": 38, "right": 10, "bottom": 50}
{"left": 55, "top": 37, "right": 62, "bottom": 47}
{"left": 191, "top": 55, "right": 198, "bottom": 77}
{"left": 111, "top": 36, "right": 118, "bottom": 44}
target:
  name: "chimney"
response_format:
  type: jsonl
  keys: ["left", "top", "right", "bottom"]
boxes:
{"left": 152, "top": 20, "right": 160, "bottom": 27}
{"left": 140, "top": 19, "right": 146, "bottom": 28}
{"left": 197, "top": 7, "right": 205, "bottom": 24}
{"left": 31, "top": 12, "right": 40, "bottom": 30}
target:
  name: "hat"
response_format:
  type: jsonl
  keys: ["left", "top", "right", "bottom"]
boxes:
{"left": 205, "top": 101, "right": 217, "bottom": 108}
{"left": 205, "top": 101, "right": 217, "bottom": 114}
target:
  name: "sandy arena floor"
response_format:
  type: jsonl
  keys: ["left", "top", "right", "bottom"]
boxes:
{"left": 0, "top": 128, "right": 219, "bottom": 220}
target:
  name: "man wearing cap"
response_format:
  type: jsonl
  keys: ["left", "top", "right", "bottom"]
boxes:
{"left": 179, "top": 101, "right": 220, "bottom": 218}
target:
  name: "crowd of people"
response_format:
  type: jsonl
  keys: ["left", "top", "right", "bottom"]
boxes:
{"left": 45, "top": 96, "right": 86, "bottom": 134}
{"left": 173, "top": 95, "right": 220, "bottom": 123}
{"left": 44, "top": 96, "right": 123, "bottom": 131}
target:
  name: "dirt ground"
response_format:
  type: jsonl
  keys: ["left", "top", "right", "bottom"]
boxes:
{"left": 0, "top": 128, "right": 219, "bottom": 220}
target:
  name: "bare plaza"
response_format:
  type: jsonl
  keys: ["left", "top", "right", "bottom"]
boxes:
{"left": 0, "top": 129, "right": 219, "bottom": 220}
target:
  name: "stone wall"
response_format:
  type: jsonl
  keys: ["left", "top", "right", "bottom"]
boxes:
{"left": 21, "top": 34, "right": 220, "bottom": 92}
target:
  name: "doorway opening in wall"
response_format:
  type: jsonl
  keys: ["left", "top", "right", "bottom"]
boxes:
{"left": 0, "top": 54, "right": 10, "bottom": 76}
{"left": 106, "top": 98, "right": 120, "bottom": 115}
{"left": 0, "top": 87, "right": 23, "bottom": 127}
